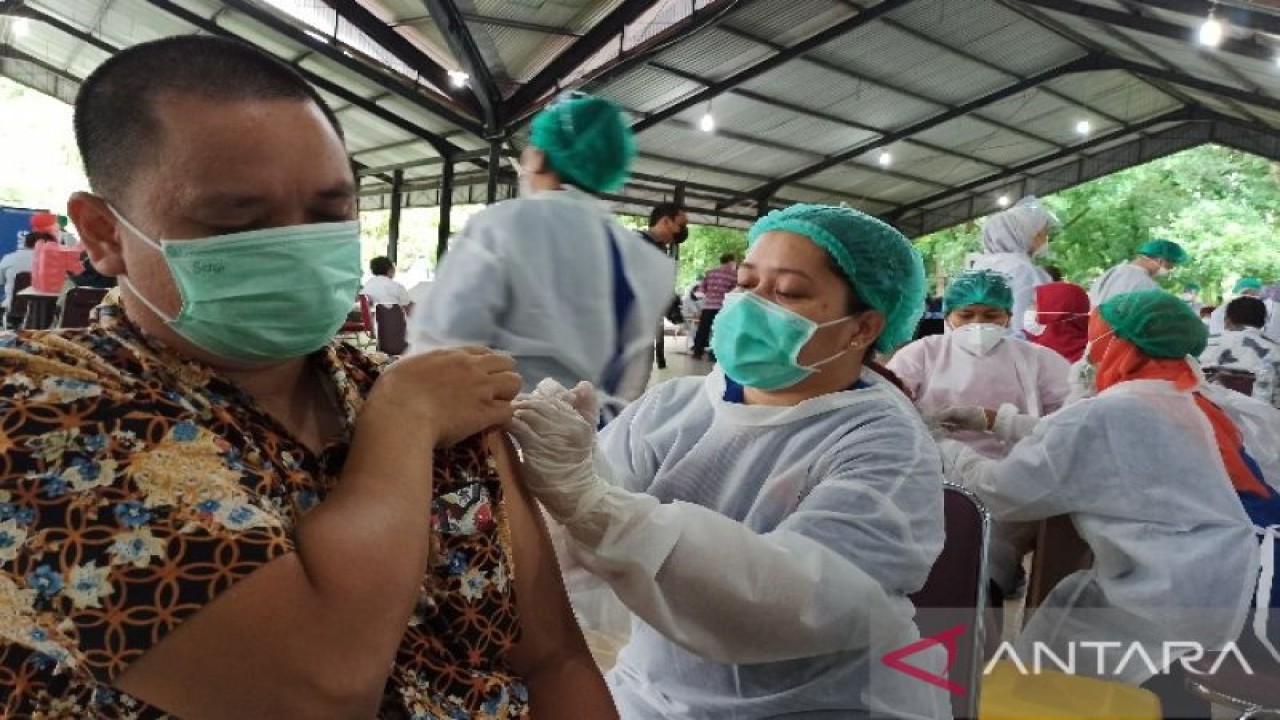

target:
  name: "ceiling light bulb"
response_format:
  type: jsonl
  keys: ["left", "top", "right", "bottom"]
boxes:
{"left": 448, "top": 70, "right": 469, "bottom": 88}
{"left": 13, "top": 18, "right": 30, "bottom": 37}
{"left": 699, "top": 112, "right": 715, "bottom": 133}
{"left": 1199, "top": 15, "right": 1223, "bottom": 47}
{"left": 1076, "top": 119, "right": 1092, "bottom": 136}
{"left": 878, "top": 150, "right": 892, "bottom": 167}
{"left": 997, "top": 195, "right": 1011, "bottom": 208}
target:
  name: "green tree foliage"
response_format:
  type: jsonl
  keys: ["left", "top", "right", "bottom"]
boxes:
{"left": 915, "top": 145, "right": 1280, "bottom": 304}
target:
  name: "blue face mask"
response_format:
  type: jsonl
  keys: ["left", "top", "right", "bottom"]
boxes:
{"left": 710, "top": 292, "right": 856, "bottom": 390}
{"left": 112, "top": 207, "right": 362, "bottom": 363}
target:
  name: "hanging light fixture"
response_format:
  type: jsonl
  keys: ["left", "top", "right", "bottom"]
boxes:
{"left": 1075, "top": 119, "right": 1092, "bottom": 136}
{"left": 699, "top": 101, "right": 715, "bottom": 133}
{"left": 878, "top": 150, "right": 893, "bottom": 168}
{"left": 1199, "top": 6, "right": 1224, "bottom": 47}
{"left": 997, "top": 195, "right": 1011, "bottom": 208}
{"left": 448, "top": 70, "right": 470, "bottom": 88}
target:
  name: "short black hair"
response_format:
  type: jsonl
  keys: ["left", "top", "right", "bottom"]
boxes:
{"left": 23, "top": 231, "right": 56, "bottom": 249}
{"left": 1226, "top": 296, "right": 1267, "bottom": 329}
{"left": 74, "top": 35, "right": 343, "bottom": 199}
{"left": 648, "top": 203, "right": 685, "bottom": 229}
{"left": 369, "top": 256, "right": 394, "bottom": 276}
{"left": 719, "top": 252, "right": 737, "bottom": 264}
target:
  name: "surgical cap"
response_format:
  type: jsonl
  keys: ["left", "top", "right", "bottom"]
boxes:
{"left": 530, "top": 94, "right": 635, "bottom": 193}
{"left": 1233, "top": 277, "right": 1264, "bottom": 294}
{"left": 749, "top": 204, "right": 925, "bottom": 353}
{"left": 943, "top": 269, "right": 1014, "bottom": 313}
{"left": 981, "top": 196, "right": 1058, "bottom": 254}
{"left": 1098, "top": 290, "right": 1207, "bottom": 359}
{"left": 1136, "top": 238, "right": 1189, "bottom": 265}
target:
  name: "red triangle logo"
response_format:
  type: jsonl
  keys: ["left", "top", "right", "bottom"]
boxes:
{"left": 881, "top": 623, "right": 967, "bottom": 695}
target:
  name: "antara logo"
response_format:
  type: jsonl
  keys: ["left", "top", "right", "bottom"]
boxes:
{"left": 881, "top": 625, "right": 1255, "bottom": 695}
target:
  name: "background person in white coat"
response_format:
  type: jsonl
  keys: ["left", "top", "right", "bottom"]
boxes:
{"left": 941, "top": 290, "right": 1274, "bottom": 715}
{"left": 409, "top": 94, "right": 674, "bottom": 418}
{"left": 508, "top": 205, "right": 949, "bottom": 720}
{"left": 1088, "top": 238, "right": 1187, "bottom": 305}
{"left": 970, "top": 196, "right": 1056, "bottom": 337}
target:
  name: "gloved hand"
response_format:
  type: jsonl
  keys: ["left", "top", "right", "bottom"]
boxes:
{"left": 924, "top": 406, "right": 992, "bottom": 433}
{"left": 507, "top": 392, "right": 611, "bottom": 527}
{"left": 533, "top": 378, "right": 598, "bottom": 425}
{"left": 991, "top": 403, "right": 1039, "bottom": 445}
{"left": 937, "top": 438, "right": 971, "bottom": 474}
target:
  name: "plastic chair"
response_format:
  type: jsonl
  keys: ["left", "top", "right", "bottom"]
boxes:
{"left": 374, "top": 303, "right": 407, "bottom": 356}
{"left": 6, "top": 271, "right": 31, "bottom": 330}
{"left": 909, "top": 483, "right": 992, "bottom": 720}
{"left": 56, "top": 287, "right": 110, "bottom": 329}
{"left": 337, "top": 294, "right": 375, "bottom": 348}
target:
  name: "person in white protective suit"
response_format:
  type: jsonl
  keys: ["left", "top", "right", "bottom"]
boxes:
{"left": 887, "top": 268, "right": 1070, "bottom": 600}
{"left": 970, "top": 196, "right": 1057, "bottom": 337}
{"left": 507, "top": 204, "right": 951, "bottom": 720}
{"left": 1087, "top": 238, "right": 1188, "bottom": 306}
{"left": 408, "top": 93, "right": 674, "bottom": 418}
{"left": 939, "top": 290, "right": 1280, "bottom": 716}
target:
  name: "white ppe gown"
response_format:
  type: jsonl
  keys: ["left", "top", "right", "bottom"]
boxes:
{"left": 947, "top": 379, "right": 1260, "bottom": 685}
{"left": 1088, "top": 263, "right": 1159, "bottom": 306}
{"left": 970, "top": 253, "right": 1048, "bottom": 338}
{"left": 579, "top": 367, "right": 950, "bottom": 719}
{"left": 1206, "top": 300, "right": 1280, "bottom": 339}
{"left": 408, "top": 187, "right": 675, "bottom": 402}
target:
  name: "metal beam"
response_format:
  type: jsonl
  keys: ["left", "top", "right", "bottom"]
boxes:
{"left": 631, "top": 0, "right": 919, "bottom": 133}
{"left": 716, "top": 54, "right": 1105, "bottom": 208}
{"left": 3, "top": 5, "right": 114, "bottom": 54}
{"left": 210, "top": 0, "right": 484, "bottom": 136}
{"left": 505, "top": 0, "right": 655, "bottom": 117}
{"left": 0, "top": 44, "right": 81, "bottom": 87}
{"left": 635, "top": 150, "right": 856, "bottom": 201}
{"left": 884, "top": 107, "right": 1192, "bottom": 222}
{"left": 437, "top": 157, "right": 454, "bottom": 260}
{"left": 461, "top": 13, "right": 582, "bottom": 37}
{"left": 485, "top": 139, "right": 501, "bottom": 203}
{"left": 143, "top": 0, "right": 487, "bottom": 170}
{"left": 324, "top": 0, "right": 480, "bottom": 115}
{"left": 650, "top": 59, "right": 998, "bottom": 176}
{"left": 711, "top": 23, "right": 1067, "bottom": 151}
{"left": 838, "top": 0, "right": 1125, "bottom": 126}
{"left": 1015, "top": 0, "right": 1278, "bottom": 65}
{"left": 1112, "top": 57, "right": 1280, "bottom": 114}
{"left": 388, "top": 169, "right": 403, "bottom": 264}
{"left": 422, "top": 0, "right": 502, "bottom": 130}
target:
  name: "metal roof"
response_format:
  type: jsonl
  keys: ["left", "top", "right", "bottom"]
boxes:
{"left": 2, "top": 0, "right": 1280, "bottom": 234}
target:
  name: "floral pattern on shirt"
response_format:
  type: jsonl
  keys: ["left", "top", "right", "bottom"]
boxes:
{"left": 0, "top": 296, "right": 528, "bottom": 719}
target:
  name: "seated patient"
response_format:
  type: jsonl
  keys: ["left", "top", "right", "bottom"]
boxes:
{"left": 0, "top": 36, "right": 611, "bottom": 720}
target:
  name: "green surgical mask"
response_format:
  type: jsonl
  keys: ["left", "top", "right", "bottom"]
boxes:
{"left": 112, "top": 207, "right": 361, "bottom": 363}
{"left": 710, "top": 292, "right": 854, "bottom": 391}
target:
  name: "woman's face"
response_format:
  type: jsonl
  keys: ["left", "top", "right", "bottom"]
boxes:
{"left": 736, "top": 231, "right": 881, "bottom": 366}
{"left": 947, "top": 304, "right": 1011, "bottom": 329}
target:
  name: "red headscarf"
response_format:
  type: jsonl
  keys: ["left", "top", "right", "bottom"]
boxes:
{"left": 1030, "top": 282, "right": 1089, "bottom": 362}
{"left": 1088, "top": 311, "right": 1268, "bottom": 497}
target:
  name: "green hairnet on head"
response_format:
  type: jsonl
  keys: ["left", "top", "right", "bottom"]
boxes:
{"left": 1234, "top": 277, "right": 1264, "bottom": 294}
{"left": 943, "top": 269, "right": 1014, "bottom": 314}
{"left": 1136, "top": 238, "right": 1189, "bottom": 265}
{"left": 748, "top": 204, "right": 925, "bottom": 353}
{"left": 1098, "top": 290, "right": 1208, "bottom": 359}
{"left": 529, "top": 93, "right": 635, "bottom": 193}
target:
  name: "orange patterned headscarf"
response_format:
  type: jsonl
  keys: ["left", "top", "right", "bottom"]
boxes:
{"left": 1088, "top": 311, "right": 1267, "bottom": 497}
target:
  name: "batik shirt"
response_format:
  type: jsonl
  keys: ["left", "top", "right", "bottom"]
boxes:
{"left": 1201, "top": 327, "right": 1280, "bottom": 376}
{"left": 0, "top": 296, "right": 528, "bottom": 719}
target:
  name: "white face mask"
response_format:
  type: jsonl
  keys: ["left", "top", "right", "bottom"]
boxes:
{"left": 950, "top": 322, "right": 1007, "bottom": 356}
{"left": 1023, "top": 309, "right": 1045, "bottom": 336}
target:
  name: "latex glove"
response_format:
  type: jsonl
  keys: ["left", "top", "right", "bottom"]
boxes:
{"left": 937, "top": 438, "right": 992, "bottom": 490}
{"left": 925, "top": 406, "right": 991, "bottom": 433}
{"left": 507, "top": 393, "right": 611, "bottom": 528}
{"left": 992, "top": 403, "right": 1039, "bottom": 445}
{"left": 533, "top": 377, "right": 599, "bottom": 425}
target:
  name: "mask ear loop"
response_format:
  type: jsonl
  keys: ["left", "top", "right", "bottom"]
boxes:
{"left": 108, "top": 205, "right": 178, "bottom": 323}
